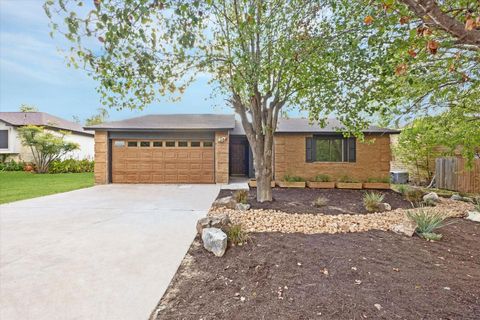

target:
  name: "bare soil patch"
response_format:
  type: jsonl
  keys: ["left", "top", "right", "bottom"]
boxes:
{"left": 217, "top": 188, "right": 411, "bottom": 215}
{"left": 153, "top": 219, "right": 480, "bottom": 320}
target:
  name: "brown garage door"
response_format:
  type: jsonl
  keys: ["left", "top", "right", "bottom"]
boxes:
{"left": 111, "top": 139, "right": 215, "bottom": 183}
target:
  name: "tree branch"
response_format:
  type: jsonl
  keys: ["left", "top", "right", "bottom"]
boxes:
{"left": 400, "top": 0, "right": 480, "bottom": 48}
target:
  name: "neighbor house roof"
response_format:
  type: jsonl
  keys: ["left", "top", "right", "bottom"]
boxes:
{"left": 230, "top": 118, "right": 400, "bottom": 135}
{"left": 0, "top": 112, "right": 93, "bottom": 136}
{"left": 86, "top": 114, "right": 236, "bottom": 131}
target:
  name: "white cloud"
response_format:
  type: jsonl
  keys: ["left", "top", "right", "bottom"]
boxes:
{"left": 0, "top": 0, "right": 49, "bottom": 26}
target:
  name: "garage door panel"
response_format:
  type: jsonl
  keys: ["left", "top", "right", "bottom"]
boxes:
{"left": 165, "top": 175, "right": 178, "bottom": 183}
{"left": 177, "top": 152, "right": 189, "bottom": 159}
{"left": 152, "top": 163, "right": 165, "bottom": 170}
{"left": 164, "top": 152, "right": 176, "bottom": 159}
{"left": 138, "top": 151, "right": 153, "bottom": 159}
{"left": 138, "top": 174, "right": 152, "bottom": 182}
{"left": 152, "top": 175, "right": 165, "bottom": 183}
{"left": 125, "top": 150, "right": 140, "bottom": 158}
{"left": 112, "top": 139, "right": 215, "bottom": 184}
{"left": 152, "top": 151, "right": 165, "bottom": 159}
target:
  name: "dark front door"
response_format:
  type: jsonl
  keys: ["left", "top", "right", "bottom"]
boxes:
{"left": 230, "top": 138, "right": 247, "bottom": 176}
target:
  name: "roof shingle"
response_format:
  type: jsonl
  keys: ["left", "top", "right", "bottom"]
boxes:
{"left": 0, "top": 112, "right": 93, "bottom": 136}
{"left": 86, "top": 114, "right": 236, "bottom": 130}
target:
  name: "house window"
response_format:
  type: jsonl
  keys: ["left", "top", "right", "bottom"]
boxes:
{"left": 153, "top": 141, "right": 163, "bottom": 147}
{"left": 0, "top": 130, "right": 8, "bottom": 149}
{"left": 127, "top": 141, "right": 138, "bottom": 147}
{"left": 306, "top": 136, "right": 356, "bottom": 163}
{"left": 203, "top": 141, "right": 213, "bottom": 147}
{"left": 178, "top": 141, "right": 188, "bottom": 147}
{"left": 165, "top": 141, "right": 175, "bottom": 147}
{"left": 190, "top": 141, "right": 201, "bottom": 147}
{"left": 140, "top": 141, "right": 150, "bottom": 147}
{"left": 114, "top": 140, "right": 125, "bottom": 147}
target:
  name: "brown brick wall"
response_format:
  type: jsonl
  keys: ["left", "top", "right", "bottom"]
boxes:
{"left": 94, "top": 131, "right": 109, "bottom": 184}
{"left": 274, "top": 134, "right": 391, "bottom": 182}
{"left": 215, "top": 131, "right": 229, "bottom": 183}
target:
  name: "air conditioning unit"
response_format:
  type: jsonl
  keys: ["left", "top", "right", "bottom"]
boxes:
{"left": 390, "top": 170, "right": 409, "bottom": 184}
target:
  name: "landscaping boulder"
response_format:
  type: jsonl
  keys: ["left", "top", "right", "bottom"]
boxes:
{"left": 196, "top": 214, "right": 231, "bottom": 235}
{"left": 423, "top": 192, "right": 440, "bottom": 203}
{"left": 466, "top": 211, "right": 480, "bottom": 223}
{"left": 202, "top": 228, "right": 227, "bottom": 257}
{"left": 212, "top": 196, "right": 237, "bottom": 209}
{"left": 235, "top": 203, "right": 251, "bottom": 211}
{"left": 377, "top": 203, "right": 392, "bottom": 212}
{"left": 392, "top": 220, "right": 417, "bottom": 237}
{"left": 450, "top": 194, "right": 463, "bottom": 201}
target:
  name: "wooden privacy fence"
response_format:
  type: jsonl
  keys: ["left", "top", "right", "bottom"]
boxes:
{"left": 436, "top": 157, "right": 480, "bottom": 194}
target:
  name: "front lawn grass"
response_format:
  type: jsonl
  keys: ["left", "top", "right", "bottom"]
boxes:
{"left": 0, "top": 171, "right": 94, "bottom": 204}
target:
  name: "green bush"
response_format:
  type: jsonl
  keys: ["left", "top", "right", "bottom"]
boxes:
{"left": 474, "top": 198, "right": 480, "bottom": 212}
{"left": 227, "top": 224, "right": 250, "bottom": 245}
{"left": 48, "top": 159, "right": 94, "bottom": 173}
{"left": 397, "top": 184, "right": 410, "bottom": 195}
{"left": 233, "top": 189, "right": 249, "bottom": 204}
{"left": 407, "top": 209, "right": 449, "bottom": 239}
{"left": 363, "top": 192, "right": 385, "bottom": 212}
{"left": 405, "top": 188, "right": 424, "bottom": 205}
{"left": 313, "top": 174, "right": 331, "bottom": 182}
{"left": 283, "top": 175, "right": 305, "bottom": 182}
{"left": 338, "top": 175, "right": 358, "bottom": 183}
{"left": 0, "top": 160, "right": 25, "bottom": 171}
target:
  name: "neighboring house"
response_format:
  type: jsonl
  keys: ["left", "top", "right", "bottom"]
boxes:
{"left": 87, "top": 114, "right": 399, "bottom": 184}
{"left": 0, "top": 112, "right": 94, "bottom": 162}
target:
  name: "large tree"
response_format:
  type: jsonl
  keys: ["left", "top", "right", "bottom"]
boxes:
{"left": 349, "top": 0, "right": 479, "bottom": 128}
{"left": 325, "top": 0, "right": 479, "bottom": 164}
{"left": 45, "top": 0, "right": 382, "bottom": 201}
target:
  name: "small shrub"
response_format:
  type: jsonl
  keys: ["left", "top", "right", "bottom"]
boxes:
{"left": 312, "top": 196, "right": 328, "bottom": 207}
{"left": 233, "top": 189, "right": 249, "bottom": 204}
{"left": 405, "top": 188, "right": 424, "bottom": 206}
{"left": 471, "top": 198, "right": 480, "bottom": 212}
{"left": 338, "top": 175, "right": 358, "bottom": 183}
{"left": 227, "top": 224, "right": 250, "bottom": 245}
{"left": 366, "top": 177, "right": 390, "bottom": 183}
{"left": 407, "top": 209, "right": 448, "bottom": 237}
{"left": 313, "top": 174, "right": 331, "bottom": 182}
{"left": 48, "top": 159, "right": 94, "bottom": 173}
{"left": 0, "top": 159, "right": 25, "bottom": 171}
{"left": 397, "top": 184, "right": 410, "bottom": 195}
{"left": 283, "top": 175, "right": 305, "bottom": 182}
{"left": 363, "top": 192, "right": 385, "bottom": 212}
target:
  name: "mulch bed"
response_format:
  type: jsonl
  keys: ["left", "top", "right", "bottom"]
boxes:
{"left": 153, "top": 219, "right": 480, "bottom": 320}
{"left": 218, "top": 188, "right": 411, "bottom": 215}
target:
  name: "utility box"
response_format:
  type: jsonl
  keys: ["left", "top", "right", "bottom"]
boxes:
{"left": 390, "top": 170, "right": 409, "bottom": 184}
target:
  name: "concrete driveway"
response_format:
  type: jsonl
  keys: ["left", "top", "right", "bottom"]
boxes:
{"left": 0, "top": 184, "right": 220, "bottom": 320}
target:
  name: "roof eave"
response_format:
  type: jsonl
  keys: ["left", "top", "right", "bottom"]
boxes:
{"left": 85, "top": 127, "right": 235, "bottom": 131}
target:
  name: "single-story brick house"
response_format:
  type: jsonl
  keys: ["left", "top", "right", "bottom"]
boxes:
{"left": 86, "top": 114, "right": 399, "bottom": 184}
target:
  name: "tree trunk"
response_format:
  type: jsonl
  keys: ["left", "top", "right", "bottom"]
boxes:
{"left": 232, "top": 94, "right": 279, "bottom": 203}
{"left": 252, "top": 140, "right": 273, "bottom": 202}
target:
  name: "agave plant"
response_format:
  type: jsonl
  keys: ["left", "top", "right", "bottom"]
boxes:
{"left": 363, "top": 192, "right": 385, "bottom": 212}
{"left": 407, "top": 208, "right": 451, "bottom": 240}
